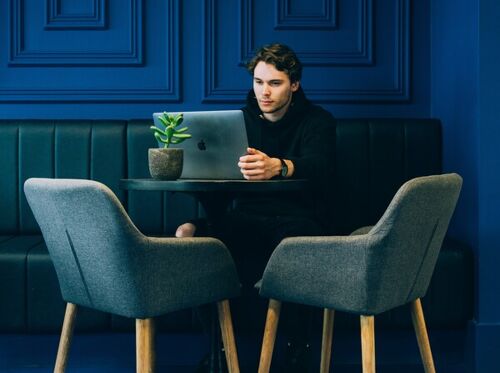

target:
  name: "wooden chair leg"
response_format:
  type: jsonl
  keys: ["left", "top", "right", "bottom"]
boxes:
{"left": 217, "top": 300, "right": 240, "bottom": 373}
{"left": 411, "top": 299, "right": 436, "bottom": 373}
{"left": 320, "top": 308, "right": 335, "bottom": 373}
{"left": 54, "top": 302, "right": 78, "bottom": 373}
{"left": 258, "top": 299, "right": 282, "bottom": 373}
{"left": 136, "top": 318, "right": 155, "bottom": 373}
{"left": 360, "top": 315, "right": 375, "bottom": 373}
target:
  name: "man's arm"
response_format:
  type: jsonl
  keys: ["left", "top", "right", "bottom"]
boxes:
{"left": 287, "top": 111, "right": 336, "bottom": 181}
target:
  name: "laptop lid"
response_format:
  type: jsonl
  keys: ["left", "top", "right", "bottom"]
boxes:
{"left": 152, "top": 110, "right": 248, "bottom": 179}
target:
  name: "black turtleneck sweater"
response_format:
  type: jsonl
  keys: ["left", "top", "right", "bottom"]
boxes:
{"left": 236, "top": 87, "right": 336, "bottom": 227}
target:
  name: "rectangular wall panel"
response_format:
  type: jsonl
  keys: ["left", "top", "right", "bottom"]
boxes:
{"left": 204, "top": 0, "right": 409, "bottom": 103}
{"left": 10, "top": 0, "right": 141, "bottom": 66}
{"left": 44, "top": 0, "right": 107, "bottom": 30}
{"left": 1, "top": 0, "right": 180, "bottom": 102}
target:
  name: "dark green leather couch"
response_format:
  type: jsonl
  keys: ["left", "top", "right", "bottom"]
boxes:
{"left": 0, "top": 119, "right": 473, "bottom": 333}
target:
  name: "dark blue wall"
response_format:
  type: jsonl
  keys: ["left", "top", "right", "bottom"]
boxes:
{"left": 476, "top": 0, "right": 500, "bottom": 371}
{"left": 431, "top": 0, "right": 478, "bottom": 248}
{"left": 431, "top": 0, "right": 500, "bottom": 372}
{"left": 0, "top": 0, "right": 430, "bottom": 118}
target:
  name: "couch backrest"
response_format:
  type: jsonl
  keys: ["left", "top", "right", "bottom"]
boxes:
{"left": 0, "top": 118, "right": 441, "bottom": 236}
{"left": 332, "top": 119, "right": 441, "bottom": 234}
{"left": 0, "top": 121, "right": 128, "bottom": 234}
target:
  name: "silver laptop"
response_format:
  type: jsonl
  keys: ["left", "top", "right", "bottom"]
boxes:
{"left": 152, "top": 110, "right": 248, "bottom": 179}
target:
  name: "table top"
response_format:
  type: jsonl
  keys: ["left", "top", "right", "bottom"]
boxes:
{"left": 120, "top": 178, "right": 308, "bottom": 192}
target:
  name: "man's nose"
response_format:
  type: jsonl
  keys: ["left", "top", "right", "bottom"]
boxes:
{"left": 262, "top": 84, "right": 271, "bottom": 95}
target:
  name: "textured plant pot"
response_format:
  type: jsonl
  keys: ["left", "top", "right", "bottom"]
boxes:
{"left": 148, "top": 148, "right": 183, "bottom": 180}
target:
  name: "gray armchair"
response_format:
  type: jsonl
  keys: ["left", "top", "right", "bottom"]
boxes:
{"left": 24, "top": 178, "right": 241, "bottom": 373}
{"left": 257, "top": 173, "right": 462, "bottom": 373}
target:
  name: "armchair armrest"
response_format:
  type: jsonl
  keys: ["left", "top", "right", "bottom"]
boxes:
{"left": 112, "top": 236, "right": 240, "bottom": 318}
{"left": 259, "top": 235, "right": 376, "bottom": 313}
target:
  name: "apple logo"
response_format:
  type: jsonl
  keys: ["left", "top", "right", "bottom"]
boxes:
{"left": 197, "top": 140, "right": 206, "bottom": 151}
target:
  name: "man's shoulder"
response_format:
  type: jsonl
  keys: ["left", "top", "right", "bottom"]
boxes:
{"left": 303, "top": 103, "right": 336, "bottom": 125}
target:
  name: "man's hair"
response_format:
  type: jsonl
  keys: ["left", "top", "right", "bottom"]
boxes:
{"left": 246, "top": 43, "right": 302, "bottom": 83}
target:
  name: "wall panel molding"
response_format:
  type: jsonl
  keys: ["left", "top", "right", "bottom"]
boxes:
{"left": 45, "top": 0, "right": 107, "bottom": 30}
{"left": 204, "top": 0, "right": 409, "bottom": 103}
{"left": 312, "top": 0, "right": 410, "bottom": 102}
{"left": 275, "top": 0, "right": 338, "bottom": 30}
{"left": 308, "top": 0, "right": 410, "bottom": 102}
{"left": 241, "top": 0, "right": 373, "bottom": 66}
{"left": 9, "top": 0, "right": 140, "bottom": 66}
{"left": 2, "top": 0, "right": 180, "bottom": 102}
{"left": 203, "top": 0, "right": 247, "bottom": 102}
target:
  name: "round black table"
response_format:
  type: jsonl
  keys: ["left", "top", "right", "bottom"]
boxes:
{"left": 120, "top": 178, "right": 308, "bottom": 220}
{"left": 119, "top": 178, "right": 308, "bottom": 192}
{"left": 120, "top": 178, "right": 308, "bottom": 372}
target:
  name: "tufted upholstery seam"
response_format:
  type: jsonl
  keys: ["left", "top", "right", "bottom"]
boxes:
{"left": 16, "top": 125, "right": 20, "bottom": 233}
{"left": 89, "top": 123, "right": 93, "bottom": 180}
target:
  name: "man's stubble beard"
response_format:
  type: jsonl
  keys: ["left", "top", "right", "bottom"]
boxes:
{"left": 259, "top": 91, "right": 293, "bottom": 114}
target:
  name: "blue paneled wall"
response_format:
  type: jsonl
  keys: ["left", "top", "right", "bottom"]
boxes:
{"left": 3, "top": 0, "right": 179, "bottom": 103}
{"left": 0, "top": 0, "right": 430, "bottom": 118}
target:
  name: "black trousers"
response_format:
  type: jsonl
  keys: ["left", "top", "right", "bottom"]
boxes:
{"left": 194, "top": 210, "right": 324, "bottom": 338}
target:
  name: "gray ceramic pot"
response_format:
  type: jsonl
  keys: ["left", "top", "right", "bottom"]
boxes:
{"left": 148, "top": 148, "right": 183, "bottom": 180}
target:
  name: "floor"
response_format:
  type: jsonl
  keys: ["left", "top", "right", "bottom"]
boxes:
{"left": 0, "top": 329, "right": 468, "bottom": 372}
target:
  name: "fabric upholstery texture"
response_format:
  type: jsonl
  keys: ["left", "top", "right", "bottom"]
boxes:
{"left": 24, "top": 178, "right": 240, "bottom": 319}
{"left": 259, "top": 174, "right": 463, "bottom": 315}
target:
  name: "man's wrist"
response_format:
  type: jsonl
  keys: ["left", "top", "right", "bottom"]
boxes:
{"left": 275, "top": 158, "right": 294, "bottom": 178}
{"left": 284, "top": 159, "right": 294, "bottom": 178}
{"left": 271, "top": 157, "right": 294, "bottom": 178}
{"left": 279, "top": 158, "right": 288, "bottom": 178}
{"left": 273, "top": 158, "right": 283, "bottom": 177}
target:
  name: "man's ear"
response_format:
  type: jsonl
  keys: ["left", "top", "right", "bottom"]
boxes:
{"left": 291, "top": 81, "right": 300, "bottom": 92}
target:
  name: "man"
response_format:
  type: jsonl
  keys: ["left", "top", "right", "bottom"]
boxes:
{"left": 177, "top": 43, "right": 336, "bottom": 371}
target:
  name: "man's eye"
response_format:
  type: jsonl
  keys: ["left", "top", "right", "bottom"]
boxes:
{"left": 271, "top": 82, "right": 281, "bottom": 86}
{"left": 255, "top": 80, "right": 263, "bottom": 85}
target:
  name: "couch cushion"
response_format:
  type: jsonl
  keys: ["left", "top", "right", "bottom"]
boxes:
{"left": 0, "top": 235, "right": 44, "bottom": 332}
{"left": 420, "top": 238, "right": 474, "bottom": 327}
{"left": 0, "top": 124, "right": 19, "bottom": 233}
{"left": 26, "top": 243, "right": 111, "bottom": 333}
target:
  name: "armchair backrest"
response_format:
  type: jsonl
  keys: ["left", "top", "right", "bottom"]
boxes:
{"left": 23, "top": 178, "right": 145, "bottom": 310}
{"left": 366, "top": 173, "right": 462, "bottom": 312}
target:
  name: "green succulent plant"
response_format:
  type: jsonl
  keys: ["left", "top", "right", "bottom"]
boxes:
{"left": 150, "top": 112, "right": 192, "bottom": 148}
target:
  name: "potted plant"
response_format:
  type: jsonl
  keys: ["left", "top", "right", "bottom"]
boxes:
{"left": 148, "top": 112, "right": 191, "bottom": 180}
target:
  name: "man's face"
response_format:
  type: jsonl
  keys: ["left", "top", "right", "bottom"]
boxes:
{"left": 253, "top": 61, "right": 299, "bottom": 121}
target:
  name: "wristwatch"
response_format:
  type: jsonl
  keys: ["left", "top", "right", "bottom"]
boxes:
{"left": 280, "top": 158, "right": 288, "bottom": 178}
